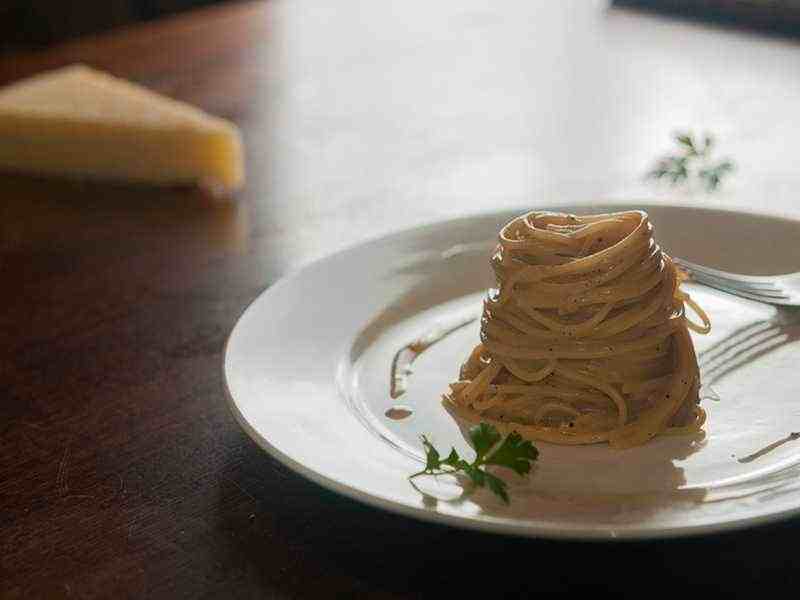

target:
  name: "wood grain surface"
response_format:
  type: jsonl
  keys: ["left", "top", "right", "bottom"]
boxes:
{"left": 3, "top": 1, "right": 800, "bottom": 597}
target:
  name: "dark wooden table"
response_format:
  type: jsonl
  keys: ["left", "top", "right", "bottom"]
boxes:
{"left": 4, "top": 1, "right": 800, "bottom": 597}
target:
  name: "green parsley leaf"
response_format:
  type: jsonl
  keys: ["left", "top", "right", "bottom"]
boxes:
{"left": 469, "top": 422, "right": 502, "bottom": 462}
{"left": 483, "top": 471, "right": 509, "bottom": 504}
{"left": 703, "top": 133, "right": 715, "bottom": 153}
{"left": 675, "top": 133, "right": 696, "bottom": 155}
{"left": 420, "top": 435, "right": 440, "bottom": 471}
{"left": 698, "top": 159, "right": 735, "bottom": 191}
{"left": 647, "top": 131, "right": 734, "bottom": 192}
{"left": 441, "top": 447, "right": 462, "bottom": 469}
{"left": 462, "top": 464, "right": 485, "bottom": 487}
{"left": 484, "top": 431, "right": 539, "bottom": 476}
{"left": 409, "top": 423, "right": 538, "bottom": 504}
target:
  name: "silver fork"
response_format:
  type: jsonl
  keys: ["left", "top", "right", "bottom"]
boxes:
{"left": 673, "top": 258, "right": 800, "bottom": 306}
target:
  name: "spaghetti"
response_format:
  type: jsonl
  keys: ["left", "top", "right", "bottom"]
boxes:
{"left": 445, "top": 210, "right": 710, "bottom": 449}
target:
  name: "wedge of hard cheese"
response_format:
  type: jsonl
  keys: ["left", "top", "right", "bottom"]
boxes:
{"left": 0, "top": 64, "right": 244, "bottom": 191}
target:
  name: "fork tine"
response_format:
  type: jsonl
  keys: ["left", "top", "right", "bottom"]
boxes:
{"left": 692, "top": 279, "right": 791, "bottom": 303}
{"left": 688, "top": 271, "right": 787, "bottom": 297}
{"left": 675, "top": 259, "right": 779, "bottom": 291}
{"left": 671, "top": 258, "right": 799, "bottom": 306}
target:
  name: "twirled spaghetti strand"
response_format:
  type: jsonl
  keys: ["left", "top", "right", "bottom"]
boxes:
{"left": 446, "top": 211, "right": 710, "bottom": 449}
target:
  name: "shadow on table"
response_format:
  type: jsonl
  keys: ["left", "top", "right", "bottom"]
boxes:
{"left": 0, "top": 172, "right": 249, "bottom": 256}
{"left": 219, "top": 445, "right": 800, "bottom": 597}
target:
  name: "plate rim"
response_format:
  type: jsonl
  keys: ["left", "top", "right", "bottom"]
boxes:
{"left": 224, "top": 201, "right": 800, "bottom": 541}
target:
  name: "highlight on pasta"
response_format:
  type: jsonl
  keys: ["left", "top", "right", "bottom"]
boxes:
{"left": 445, "top": 210, "right": 711, "bottom": 449}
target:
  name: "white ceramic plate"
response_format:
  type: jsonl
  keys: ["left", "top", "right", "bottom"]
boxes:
{"left": 224, "top": 203, "right": 800, "bottom": 540}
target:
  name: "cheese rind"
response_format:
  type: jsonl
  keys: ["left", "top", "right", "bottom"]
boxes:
{"left": 0, "top": 65, "right": 244, "bottom": 190}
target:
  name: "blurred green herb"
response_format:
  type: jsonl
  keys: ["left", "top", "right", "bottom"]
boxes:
{"left": 648, "top": 132, "right": 735, "bottom": 192}
{"left": 409, "top": 423, "right": 538, "bottom": 504}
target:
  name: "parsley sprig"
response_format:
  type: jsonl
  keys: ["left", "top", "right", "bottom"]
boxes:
{"left": 409, "top": 423, "right": 538, "bottom": 503}
{"left": 648, "top": 132, "right": 734, "bottom": 192}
